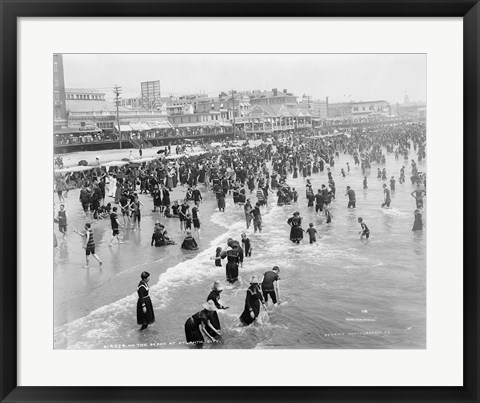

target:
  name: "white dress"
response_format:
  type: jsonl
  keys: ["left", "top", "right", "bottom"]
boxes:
{"left": 108, "top": 176, "right": 117, "bottom": 197}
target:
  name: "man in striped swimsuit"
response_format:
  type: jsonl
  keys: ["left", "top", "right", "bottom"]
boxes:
{"left": 78, "top": 223, "right": 103, "bottom": 268}
{"left": 256, "top": 186, "right": 266, "bottom": 207}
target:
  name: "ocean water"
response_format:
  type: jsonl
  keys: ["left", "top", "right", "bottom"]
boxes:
{"left": 54, "top": 151, "right": 426, "bottom": 349}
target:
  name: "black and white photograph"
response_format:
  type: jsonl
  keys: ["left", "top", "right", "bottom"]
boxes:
{"left": 53, "top": 53, "right": 427, "bottom": 350}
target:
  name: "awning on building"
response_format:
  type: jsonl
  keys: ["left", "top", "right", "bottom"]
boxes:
{"left": 147, "top": 121, "right": 160, "bottom": 129}
{"left": 141, "top": 123, "right": 152, "bottom": 131}
{"left": 148, "top": 120, "right": 172, "bottom": 129}
{"left": 54, "top": 127, "right": 101, "bottom": 136}
{"left": 114, "top": 124, "right": 133, "bottom": 132}
{"left": 158, "top": 120, "right": 173, "bottom": 129}
{"left": 129, "top": 123, "right": 144, "bottom": 131}
{"left": 176, "top": 121, "right": 232, "bottom": 128}
{"left": 176, "top": 122, "right": 210, "bottom": 128}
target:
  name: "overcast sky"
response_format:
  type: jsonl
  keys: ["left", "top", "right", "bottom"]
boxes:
{"left": 63, "top": 54, "right": 426, "bottom": 104}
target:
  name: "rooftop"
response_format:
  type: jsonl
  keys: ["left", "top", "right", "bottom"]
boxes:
{"left": 250, "top": 90, "right": 296, "bottom": 100}
{"left": 248, "top": 103, "right": 311, "bottom": 117}
{"left": 171, "top": 111, "right": 221, "bottom": 117}
{"left": 66, "top": 88, "right": 106, "bottom": 94}
{"left": 66, "top": 100, "right": 130, "bottom": 113}
{"left": 398, "top": 101, "right": 426, "bottom": 107}
{"left": 350, "top": 100, "right": 388, "bottom": 105}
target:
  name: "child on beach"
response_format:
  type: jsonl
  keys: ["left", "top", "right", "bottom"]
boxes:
{"left": 131, "top": 198, "right": 143, "bottom": 231}
{"left": 57, "top": 204, "right": 67, "bottom": 239}
{"left": 109, "top": 206, "right": 123, "bottom": 246}
{"left": 306, "top": 223, "right": 318, "bottom": 244}
{"left": 185, "top": 213, "right": 193, "bottom": 232}
{"left": 241, "top": 232, "right": 252, "bottom": 257}
{"left": 292, "top": 187, "right": 298, "bottom": 203}
{"left": 381, "top": 183, "right": 391, "bottom": 208}
{"left": 179, "top": 200, "right": 190, "bottom": 233}
{"left": 192, "top": 205, "right": 201, "bottom": 240}
{"left": 324, "top": 204, "right": 333, "bottom": 223}
{"left": 104, "top": 202, "right": 112, "bottom": 215}
{"left": 171, "top": 201, "right": 180, "bottom": 218}
{"left": 213, "top": 247, "right": 222, "bottom": 267}
{"left": 390, "top": 176, "right": 396, "bottom": 191}
{"left": 181, "top": 230, "right": 198, "bottom": 250}
{"left": 163, "top": 205, "right": 173, "bottom": 218}
{"left": 358, "top": 217, "right": 370, "bottom": 239}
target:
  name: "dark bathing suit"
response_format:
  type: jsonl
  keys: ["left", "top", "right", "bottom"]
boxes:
{"left": 261, "top": 271, "right": 280, "bottom": 304}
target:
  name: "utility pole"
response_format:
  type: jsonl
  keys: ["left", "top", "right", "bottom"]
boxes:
{"left": 231, "top": 89, "right": 235, "bottom": 141}
{"left": 114, "top": 85, "right": 122, "bottom": 149}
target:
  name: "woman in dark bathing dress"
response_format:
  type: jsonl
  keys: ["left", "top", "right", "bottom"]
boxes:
{"left": 162, "top": 186, "right": 171, "bottom": 211}
{"left": 220, "top": 244, "right": 241, "bottom": 283}
{"left": 240, "top": 276, "right": 265, "bottom": 326}
{"left": 205, "top": 281, "right": 229, "bottom": 338}
{"left": 184, "top": 301, "right": 221, "bottom": 348}
{"left": 137, "top": 271, "right": 155, "bottom": 331}
{"left": 412, "top": 208, "right": 423, "bottom": 231}
{"left": 216, "top": 188, "right": 226, "bottom": 212}
{"left": 287, "top": 211, "right": 304, "bottom": 244}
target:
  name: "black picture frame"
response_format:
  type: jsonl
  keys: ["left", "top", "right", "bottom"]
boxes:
{"left": 1, "top": 1, "right": 478, "bottom": 402}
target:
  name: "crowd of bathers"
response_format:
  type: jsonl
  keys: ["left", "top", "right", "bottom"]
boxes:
{"left": 54, "top": 120, "right": 427, "bottom": 345}
{"left": 55, "top": 121, "right": 426, "bottom": 238}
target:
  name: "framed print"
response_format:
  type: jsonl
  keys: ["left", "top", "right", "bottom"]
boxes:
{"left": 1, "top": 1, "right": 479, "bottom": 402}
